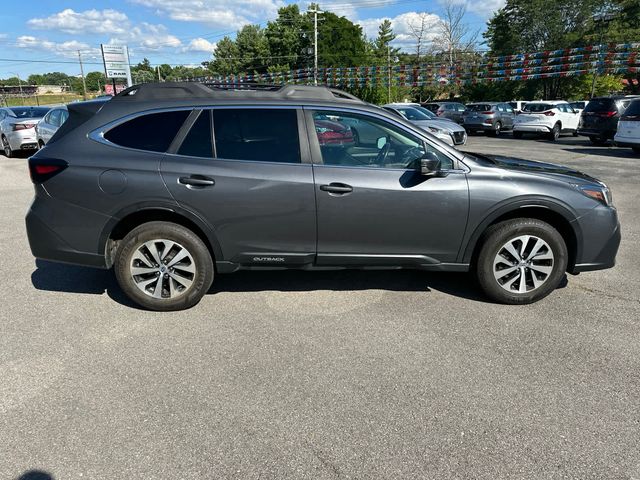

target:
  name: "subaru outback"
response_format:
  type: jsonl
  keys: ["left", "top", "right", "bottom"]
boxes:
{"left": 26, "top": 82, "right": 620, "bottom": 311}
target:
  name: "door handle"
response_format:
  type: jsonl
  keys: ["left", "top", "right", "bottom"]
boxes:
{"left": 320, "top": 183, "right": 353, "bottom": 194}
{"left": 179, "top": 175, "right": 215, "bottom": 187}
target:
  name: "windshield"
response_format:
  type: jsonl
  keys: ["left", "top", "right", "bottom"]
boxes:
{"left": 583, "top": 99, "right": 616, "bottom": 113}
{"left": 412, "top": 106, "right": 438, "bottom": 119}
{"left": 523, "top": 103, "right": 554, "bottom": 113}
{"left": 394, "top": 106, "right": 431, "bottom": 121}
{"left": 466, "top": 104, "right": 493, "bottom": 112}
{"left": 8, "top": 107, "right": 50, "bottom": 118}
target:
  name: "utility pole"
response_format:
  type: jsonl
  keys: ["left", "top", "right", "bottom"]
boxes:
{"left": 590, "top": 12, "right": 615, "bottom": 99}
{"left": 387, "top": 45, "right": 391, "bottom": 103}
{"left": 309, "top": 6, "right": 322, "bottom": 85}
{"left": 78, "top": 50, "right": 87, "bottom": 100}
{"left": 157, "top": 65, "right": 162, "bottom": 82}
{"left": 12, "top": 73, "right": 24, "bottom": 105}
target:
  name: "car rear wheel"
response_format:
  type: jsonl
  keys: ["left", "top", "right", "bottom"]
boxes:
{"left": 548, "top": 123, "right": 561, "bottom": 141}
{"left": 476, "top": 218, "right": 568, "bottom": 304}
{"left": 2, "top": 136, "right": 13, "bottom": 158}
{"left": 114, "top": 221, "right": 214, "bottom": 311}
{"left": 491, "top": 122, "right": 502, "bottom": 137}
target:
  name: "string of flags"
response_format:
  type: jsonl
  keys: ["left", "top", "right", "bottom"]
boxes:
{"left": 180, "top": 43, "right": 640, "bottom": 88}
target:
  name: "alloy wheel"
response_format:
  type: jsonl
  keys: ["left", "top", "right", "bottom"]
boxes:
{"left": 492, "top": 235, "right": 554, "bottom": 293}
{"left": 130, "top": 239, "right": 196, "bottom": 299}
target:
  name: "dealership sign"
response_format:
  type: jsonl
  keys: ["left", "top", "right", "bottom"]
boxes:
{"left": 101, "top": 44, "right": 132, "bottom": 86}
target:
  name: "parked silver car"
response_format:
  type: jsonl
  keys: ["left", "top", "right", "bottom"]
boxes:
{"left": 0, "top": 106, "right": 50, "bottom": 157}
{"left": 36, "top": 106, "right": 68, "bottom": 147}
{"left": 462, "top": 102, "right": 515, "bottom": 136}
{"left": 383, "top": 104, "right": 467, "bottom": 146}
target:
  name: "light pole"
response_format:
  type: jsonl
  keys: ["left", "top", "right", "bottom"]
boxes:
{"left": 309, "top": 6, "right": 323, "bottom": 86}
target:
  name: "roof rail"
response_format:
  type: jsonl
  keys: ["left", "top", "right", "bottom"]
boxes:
{"left": 111, "top": 81, "right": 364, "bottom": 103}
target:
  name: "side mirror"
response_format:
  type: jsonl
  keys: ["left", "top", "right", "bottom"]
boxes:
{"left": 420, "top": 156, "right": 441, "bottom": 176}
{"left": 376, "top": 136, "right": 387, "bottom": 149}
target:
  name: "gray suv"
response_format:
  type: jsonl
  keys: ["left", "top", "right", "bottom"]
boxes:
{"left": 462, "top": 102, "right": 515, "bottom": 136}
{"left": 26, "top": 82, "right": 620, "bottom": 311}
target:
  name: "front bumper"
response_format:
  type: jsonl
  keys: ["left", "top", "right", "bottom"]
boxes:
{"left": 570, "top": 206, "right": 621, "bottom": 274}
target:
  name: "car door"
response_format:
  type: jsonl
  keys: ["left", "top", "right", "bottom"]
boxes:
{"left": 501, "top": 104, "right": 515, "bottom": 129}
{"left": 160, "top": 107, "right": 317, "bottom": 267}
{"left": 305, "top": 108, "right": 469, "bottom": 266}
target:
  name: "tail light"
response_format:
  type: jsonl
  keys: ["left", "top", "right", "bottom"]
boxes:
{"left": 28, "top": 158, "right": 68, "bottom": 184}
{"left": 543, "top": 111, "right": 556, "bottom": 116}
{"left": 13, "top": 123, "right": 36, "bottom": 131}
{"left": 596, "top": 111, "right": 617, "bottom": 118}
{"left": 481, "top": 111, "right": 494, "bottom": 115}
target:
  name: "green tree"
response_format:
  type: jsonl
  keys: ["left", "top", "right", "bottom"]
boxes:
{"left": 235, "top": 24, "right": 270, "bottom": 74}
{"left": 317, "top": 11, "right": 368, "bottom": 67}
{"left": 265, "top": 5, "right": 310, "bottom": 70}
{"left": 210, "top": 36, "right": 241, "bottom": 75}
{"left": 85, "top": 71, "right": 105, "bottom": 92}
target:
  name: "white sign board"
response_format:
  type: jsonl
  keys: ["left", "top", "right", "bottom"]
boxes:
{"left": 101, "top": 44, "right": 132, "bottom": 86}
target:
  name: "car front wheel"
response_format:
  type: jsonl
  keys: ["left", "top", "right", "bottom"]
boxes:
{"left": 114, "top": 221, "right": 214, "bottom": 311}
{"left": 476, "top": 218, "right": 568, "bottom": 304}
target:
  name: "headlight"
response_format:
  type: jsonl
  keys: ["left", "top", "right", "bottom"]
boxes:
{"left": 576, "top": 184, "right": 613, "bottom": 206}
{"left": 427, "top": 126, "right": 445, "bottom": 134}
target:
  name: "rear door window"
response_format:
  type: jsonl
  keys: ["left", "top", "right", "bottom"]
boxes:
{"left": 213, "top": 108, "right": 300, "bottom": 163}
{"left": 583, "top": 99, "right": 616, "bottom": 113}
{"left": 622, "top": 100, "right": 640, "bottom": 117}
{"left": 177, "top": 110, "right": 213, "bottom": 158}
{"left": 104, "top": 110, "right": 190, "bottom": 152}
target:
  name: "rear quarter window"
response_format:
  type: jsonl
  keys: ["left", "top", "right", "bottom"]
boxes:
{"left": 104, "top": 110, "right": 190, "bottom": 152}
{"left": 622, "top": 100, "right": 640, "bottom": 116}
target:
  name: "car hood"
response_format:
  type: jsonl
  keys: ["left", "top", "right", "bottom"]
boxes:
{"left": 469, "top": 153, "right": 603, "bottom": 186}
{"left": 411, "top": 119, "right": 463, "bottom": 133}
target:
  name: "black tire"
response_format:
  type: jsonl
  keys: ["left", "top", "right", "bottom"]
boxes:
{"left": 114, "top": 221, "right": 214, "bottom": 311}
{"left": 572, "top": 130, "right": 579, "bottom": 137}
{"left": 38, "top": 140, "right": 45, "bottom": 150}
{"left": 491, "top": 121, "right": 502, "bottom": 137}
{"left": 589, "top": 135, "right": 608, "bottom": 146}
{"left": 475, "top": 218, "right": 568, "bottom": 305}
{"left": 513, "top": 131, "right": 523, "bottom": 139}
{"left": 2, "top": 136, "right": 13, "bottom": 158}
{"left": 548, "top": 123, "right": 561, "bottom": 141}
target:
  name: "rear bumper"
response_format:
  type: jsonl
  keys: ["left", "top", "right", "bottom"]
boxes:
{"left": 7, "top": 130, "right": 38, "bottom": 151}
{"left": 577, "top": 128, "right": 615, "bottom": 139}
{"left": 513, "top": 124, "right": 552, "bottom": 133}
{"left": 26, "top": 209, "right": 108, "bottom": 268}
{"left": 613, "top": 139, "right": 640, "bottom": 148}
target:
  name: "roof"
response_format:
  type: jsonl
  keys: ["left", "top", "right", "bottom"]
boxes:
{"left": 112, "top": 81, "right": 365, "bottom": 104}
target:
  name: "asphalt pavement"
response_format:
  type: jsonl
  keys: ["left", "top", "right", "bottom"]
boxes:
{"left": 1, "top": 133, "right": 639, "bottom": 479}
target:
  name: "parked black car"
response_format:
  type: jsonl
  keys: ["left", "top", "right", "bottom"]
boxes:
{"left": 577, "top": 95, "right": 640, "bottom": 144}
{"left": 26, "top": 82, "right": 620, "bottom": 311}
{"left": 421, "top": 102, "right": 466, "bottom": 123}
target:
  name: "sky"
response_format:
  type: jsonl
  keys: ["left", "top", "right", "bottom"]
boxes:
{"left": 0, "top": 0, "right": 505, "bottom": 80}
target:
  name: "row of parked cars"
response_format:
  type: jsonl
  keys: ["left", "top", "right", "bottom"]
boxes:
{"left": 397, "top": 96, "right": 640, "bottom": 152}
{"left": 0, "top": 105, "right": 67, "bottom": 157}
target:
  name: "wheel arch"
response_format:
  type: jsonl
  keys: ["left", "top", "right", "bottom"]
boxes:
{"left": 461, "top": 202, "right": 581, "bottom": 272}
{"left": 100, "top": 204, "right": 223, "bottom": 268}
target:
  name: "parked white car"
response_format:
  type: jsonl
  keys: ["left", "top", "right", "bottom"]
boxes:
{"left": 508, "top": 100, "right": 529, "bottom": 114}
{"left": 35, "top": 106, "right": 68, "bottom": 147}
{"left": 614, "top": 99, "right": 640, "bottom": 154}
{"left": 513, "top": 100, "right": 580, "bottom": 141}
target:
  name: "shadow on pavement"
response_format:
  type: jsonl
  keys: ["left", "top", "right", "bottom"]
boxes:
{"left": 15, "top": 470, "right": 54, "bottom": 480}
{"left": 561, "top": 147, "right": 638, "bottom": 158}
{"left": 31, "top": 259, "right": 492, "bottom": 306}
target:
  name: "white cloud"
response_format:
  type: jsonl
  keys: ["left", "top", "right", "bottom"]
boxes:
{"left": 27, "top": 8, "right": 130, "bottom": 35}
{"left": 359, "top": 11, "right": 442, "bottom": 50}
{"left": 16, "top": 35, "right": 100, "bottom": 58}
{"left": 131, "top": 0, "right": 284, "bottom": 29}
{"left": 183, "top": 38, "right": 217, "bottom": 53}
{"left": 111, "top": 23, "right": 182, "bottom": 51}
